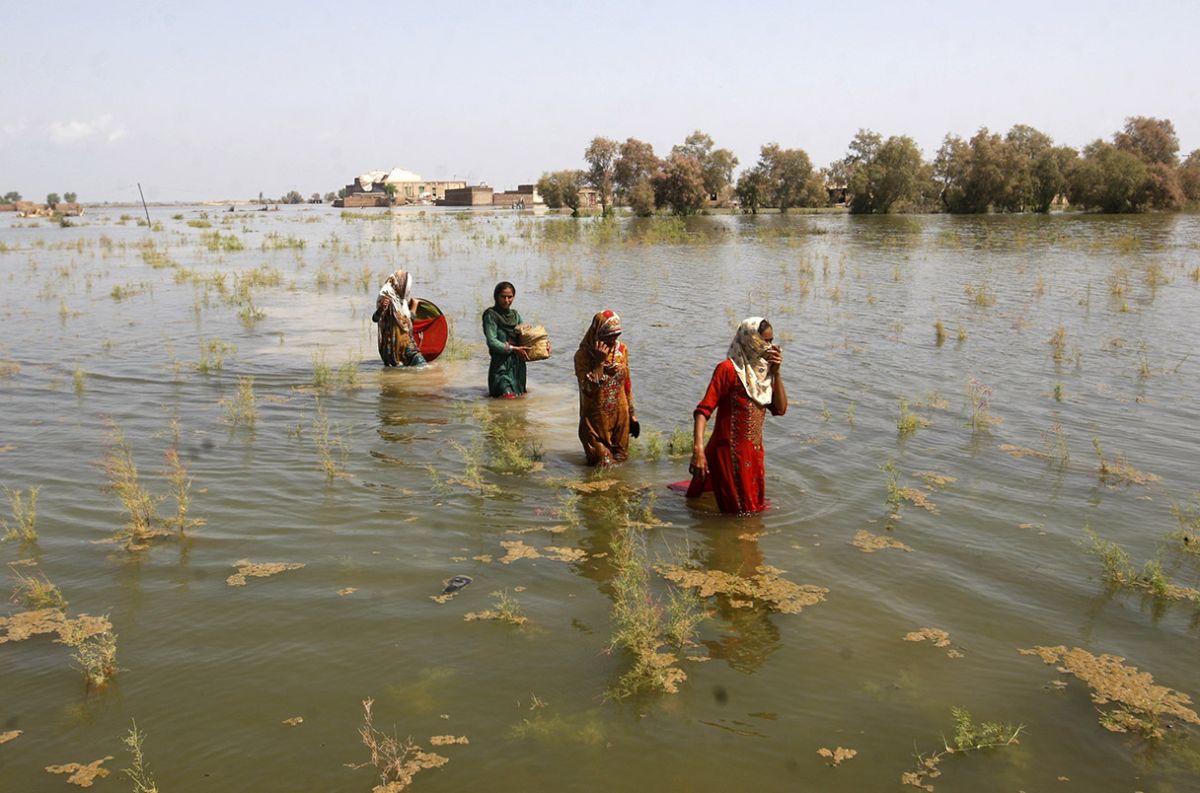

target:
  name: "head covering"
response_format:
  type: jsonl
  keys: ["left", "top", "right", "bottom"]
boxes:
{"left": 379, "top": 269, "right": 413, "bottom": 326}
{"left": 486, "top": 282, "right": 520, "bottom": 328}
{"left": 578, "top": 310, "right": 622, "bottom": 358}
{"left": 727, "top": 317, "right": 773, "bottom": 406}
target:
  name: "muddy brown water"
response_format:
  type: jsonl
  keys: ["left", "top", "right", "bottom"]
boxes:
{"left": 1, "top": 207, "right": 1198, "bottom": 791}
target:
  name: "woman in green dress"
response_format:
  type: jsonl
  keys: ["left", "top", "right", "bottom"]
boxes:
{"left": 482, "top": 281, "right": 532, "bottom": 398}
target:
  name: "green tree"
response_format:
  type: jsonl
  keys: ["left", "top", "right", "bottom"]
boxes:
{"left": 652, "top": 153, "right": 707, "bottom": 216}
{"left": 1114, "top": 116, "right": 1179, "bottom": 166}
{"left": 1068, "top": 141, "right": 1149, "bottom": 212}
{"left": 47, "top": 192, "right": 61, "bottom": 206}
{"left": 63, "top": 191, "right": 78, "bottom": 203}
{"left": 324, "top": 191, "right": 337, "bottom": 203}
{"left": 999, "top": 124, "right": 1054, "bottom": 212}
{"left": 628, "top": 178, "right": 656, "bottom": 217}
{"left": 735, "top": 167, "right": 768, "bottom": 213}
{"left": 583, "top": 136, "right": 618, "bottom": 214}
{"left": 614, "top": 138, "right": 659, "bottom": 203}
{"left": 672, "top": 130, "right": 738, "bottom": 201}
{"left": 537, "top": 170, "right": 585, "bottom": 214}
{"left": 2, "top": 191, "right": 20, "bottom": 203}
{"left": 841, "top": 129, "right": 925, "bottom": 214}
{"left": 1180, "top": 150, "right": 1200, "bottom": 202}
{"left": 756, "top": 143, "right": 817, "bottom": 212}
{"left": 382, "top": 184, "right": 397, "bottom": 202}
{"left": 934, "top": 128, "right": 1015, "bottom": 213}
{"left": 1029, "top": 145, "right": 1077, "bottom": 213}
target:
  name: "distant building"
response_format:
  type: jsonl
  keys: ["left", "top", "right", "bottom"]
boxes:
{"left": 340, "top": 167, "right": 466, "bottom": 204}
{"left": 334, "top": 193, "right": 390, "bottom": 209}
{"left": 492, "top": 184, "right": 543, "bottom": 208}
{"left": 440, "top": 185, "right": 493, "bottom": 207}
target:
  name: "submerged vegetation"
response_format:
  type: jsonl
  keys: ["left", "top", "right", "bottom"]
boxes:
{"left": 902, "top": 707, "right": 1024, "bottom": 791}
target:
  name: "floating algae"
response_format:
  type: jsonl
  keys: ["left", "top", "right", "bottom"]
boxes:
{"left": 498, "top": 540, "right": 586, "bottom": 565}
{"left": 283, "top": 716, "right": 303, "bottom": 726}
{"left": 428, "top": 735, "right": 469, "bottom": 746}
{"left": 853, "top": 530, "right": 913, "bottom": 553}
{"left": 506, "top": 525, "right": 568, "bottom": 535}
{"left": 45, "top": 756, "right": 113, "bottom": 788}
{"left": 226, "top": 560, "right": 305, "bottom": 586}
{"left": 817, "top": 746, "right": 857, "bottom": 766}
{"left": 0, "top": 609, "right": 111, "bottom": 645}
{"left": 1019, "top": 645, "right": 1200, "bottom": 738}
{"left": 655, "top": 564, "right": 827, "bottom": 614}
{"left": 918, "top": 472, "right": 957, "bottom": 489}
{"left": 896, "top": 487, "right": 938, "bottom": 513}
{"left": 562, "top": 478, "right": 620, "bottom": 494}
{"left": 999, "top": 444, "right": 1050, "bottom": 460}
{"left": 904, "top": 628, "right": 964, "bottom": 658}
{"left": 337, "top": 587, "right": 357, "bottom": 596}
{"left": 0, "top": 730, "right": 21, "bottom": 744}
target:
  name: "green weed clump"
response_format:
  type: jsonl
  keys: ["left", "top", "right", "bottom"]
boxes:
{"left": 667, "top": 427, "right": 694, "bottom": 458}
{"left": 122, "top": 721, "right": 159, "bottom": 793}
{"left": 479, "top": 412, "right": 542, "bottom": 474}
{"left": 222, "top": 376, "right": 258, "bottom": 429}
{"left": 356, "top": 698, "right": 449, "bottom": 791}
{"left": 897, "top": 399, "right": 929, "bottom": 435}
{"left": 934, "top": 320, "right": 946, "bottom": 346}
{"left": 311, "top": 349, "right": 332, "bottom": 390}
{"left": 9, "top": 567, "right": 67, "bottom": 609}
{"left": 102, "top": 424, "right": 168, "bottom": 551}
{"left": 2, "top": 486, "right": 40, "bottom": 543}
{"left": 195, "top": 338, "right": 235, "bottom": 373}
{"left": 607, "top": 520, "right": 705, "bottom": 699}
{"left": 1082, "top": 527, "right": 1198, "bottom": 603}
{"left": 965, "top": 377, "right": 999, "bottom": 430}
{"left": 902, "top": 708, "right": 1023, "bottom": 791}
{"left": 60, "top": 621, "right": 119, "bottom": 688}
{"left": 466, "top": 590, "right": 528, "bottom": 626}
{"left": 1170, "top": 493, "right": 1200, "bottom": 552}
{"left": 312, "top": 400, "right": 349, "bottom": 481}
{"left": 200, "top": 230, "right": 245, "bottom": 252}
{"left": 1048, "top": 326, "right": 1067, "bottom": 363}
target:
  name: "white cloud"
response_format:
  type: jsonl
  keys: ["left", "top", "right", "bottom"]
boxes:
{"left": 2, "top": 117, "right": 29, "bottom": 140}
{"left": 47, "top": 114, "right": 127, "bottom": 145}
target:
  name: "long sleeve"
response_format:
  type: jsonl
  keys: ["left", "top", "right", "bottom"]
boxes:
{"left": 694, "top": 361, "right": 731, "bottom": 419}
{"left": 482, "top": 311, "right": 510, "bottom": 357}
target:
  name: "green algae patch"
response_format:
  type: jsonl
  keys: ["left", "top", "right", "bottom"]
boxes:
{"left": 45, "top": 756, "right": 113, "bottom": 787}
{"left": 655, "top": 564, "right": 827, "bottom": 614}
{"left": 498, "top": 540, "right": 586, "bottom": 565}
{"left": 226, "top": 560, "right": 305, "bottom": 586}
{"left": 853, "top": 529, "right": 913, "bottom": 553}
{"left": 817, "top": 746, "right": 857, "bottom": 766}
{"left": 1019, "top": 645, "right": 1200, "bottom": 738}
{"left": 0, "top": 609, "right": 111, "bottom": 645}
{"left": 904, "top": 628, "right": 964, "bottom": 658}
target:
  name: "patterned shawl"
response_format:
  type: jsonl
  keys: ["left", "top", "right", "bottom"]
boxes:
{"left": 578, "top": 310, "right": 623, "bottom": 361}
{"left": 727, "top": 317, "right": 773, "bottom": 406}
{"left": 379, "top": 269, "right": 413, "bottom": 327}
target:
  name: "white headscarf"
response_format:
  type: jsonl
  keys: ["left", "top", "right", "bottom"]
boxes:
{"left": 379, "top": 269, "right": 413, "bottom": 328}
{"left": 728, "top": 317, "right": 773, "bottom": 406}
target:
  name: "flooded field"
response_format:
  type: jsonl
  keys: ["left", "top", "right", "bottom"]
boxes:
{"left": 1, "top": 205, "right": 1198, "bottom": 791}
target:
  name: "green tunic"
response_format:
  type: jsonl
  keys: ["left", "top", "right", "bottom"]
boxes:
{"left": 482, "top": 307, "right": 526, "bottom": 397}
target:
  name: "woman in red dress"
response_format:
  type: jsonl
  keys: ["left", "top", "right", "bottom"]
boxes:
{"left": 687, "top": 317, "right": 788, "bottom": 514}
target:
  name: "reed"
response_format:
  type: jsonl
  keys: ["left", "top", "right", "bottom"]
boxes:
{"left": 902, "top": 708, "right": 1023, "bottom": 791}
{"left": 60, "top": 623, "right": 119, "bottom": 688}
{"left": 896, "top": 399, "right": 928, "bottom": 435}
{"left": 1048, "top": 326, "right": 1067, "bottom": 363}
{"left": 73, "top": 365, "right": 86, "bottom": 395}
{"left": 311, "top": 349, "right": 332, "bottom": 390}
{"left": 934, "top": 320, "right": 946, "bottom": 346}
{"left": 965, "top": 377, "right": 999, "bottom": 430}
{"left": 312, "top": 400, "right": 349, "bottom": 481}
{"left": 2, "top": 486, "right": 39, "bottom": 543}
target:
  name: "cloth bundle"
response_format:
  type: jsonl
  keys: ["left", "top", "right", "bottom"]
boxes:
{"left": 516, "top": 324, "right": 551, "bottom": 361}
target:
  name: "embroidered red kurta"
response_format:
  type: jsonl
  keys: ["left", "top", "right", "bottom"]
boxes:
{"left": 688, "top": 359, "right": 782, "bottom": 514}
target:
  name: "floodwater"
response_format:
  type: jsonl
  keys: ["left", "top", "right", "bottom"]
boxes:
{"left": 1, "top": 206, "right": 1198, "bottom": 792}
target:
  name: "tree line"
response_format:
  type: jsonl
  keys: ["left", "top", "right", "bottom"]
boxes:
{"left": 537, "top": 117, "right": 1200, "bottom": 216}
{"left": 2, "top": 191, "right": 78, "bottom": 205}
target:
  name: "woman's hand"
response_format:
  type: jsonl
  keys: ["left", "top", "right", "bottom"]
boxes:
{"left": 512, "top": 345, "right": 530, "bottom": 361}
{"left": 689, "top": 449, "right": 707, "bottom": 479}
{"left": 593, "top": 339, "right": 611, "bottom": 360}
{"left": 764, "top": 344, "right": 783, "bottom": 373}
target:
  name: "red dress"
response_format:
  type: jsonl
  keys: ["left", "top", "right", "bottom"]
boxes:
{"left": 687, "top": 359, "right": 783, "bottom": 514}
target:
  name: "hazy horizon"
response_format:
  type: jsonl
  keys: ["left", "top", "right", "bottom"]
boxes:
{"left": 4, "top": 1, "right": 1198, "bottom": 203}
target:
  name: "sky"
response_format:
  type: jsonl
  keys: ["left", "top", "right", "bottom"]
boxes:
{"left": 3, "top": 0, "right": 1198, "bottom": 203}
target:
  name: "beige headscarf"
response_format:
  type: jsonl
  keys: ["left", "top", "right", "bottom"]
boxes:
{"left": 728, "top": 317, "right": 773, "bottom": 406}
{"left": 379, "top": 269, "right": 413, "bottom": 328}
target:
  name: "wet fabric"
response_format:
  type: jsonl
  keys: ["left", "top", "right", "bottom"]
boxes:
{"left": 482, "top": 307, "right": 526, "bottom": 397}
{"left": 574, "top": 311, "right": 634, "bottom": 466}
{"left": 373, "top": 270, "right": 425, "bottom": 367}
{"left": 687, "top": 359, "right": 783, "bottom": 514}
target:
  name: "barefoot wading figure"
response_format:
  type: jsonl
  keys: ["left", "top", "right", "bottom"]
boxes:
{"left": 687, "top": 317, "right": 788, "bottom": 514}
{"left": 482, "top": 281, "right": 533, "bottom": 398}
{"left": 372, "top": 269, "right": 427, "bottom": 367}
{"left": 574, "top": 310, "right": 639, "bottom": 466}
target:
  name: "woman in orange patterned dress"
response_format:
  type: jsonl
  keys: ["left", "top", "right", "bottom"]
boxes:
{"left": 687, "top": 317, "right": 787, "bottom": 514}
{"left": 574, "top": 310, "right": 639, "bottom": 466}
